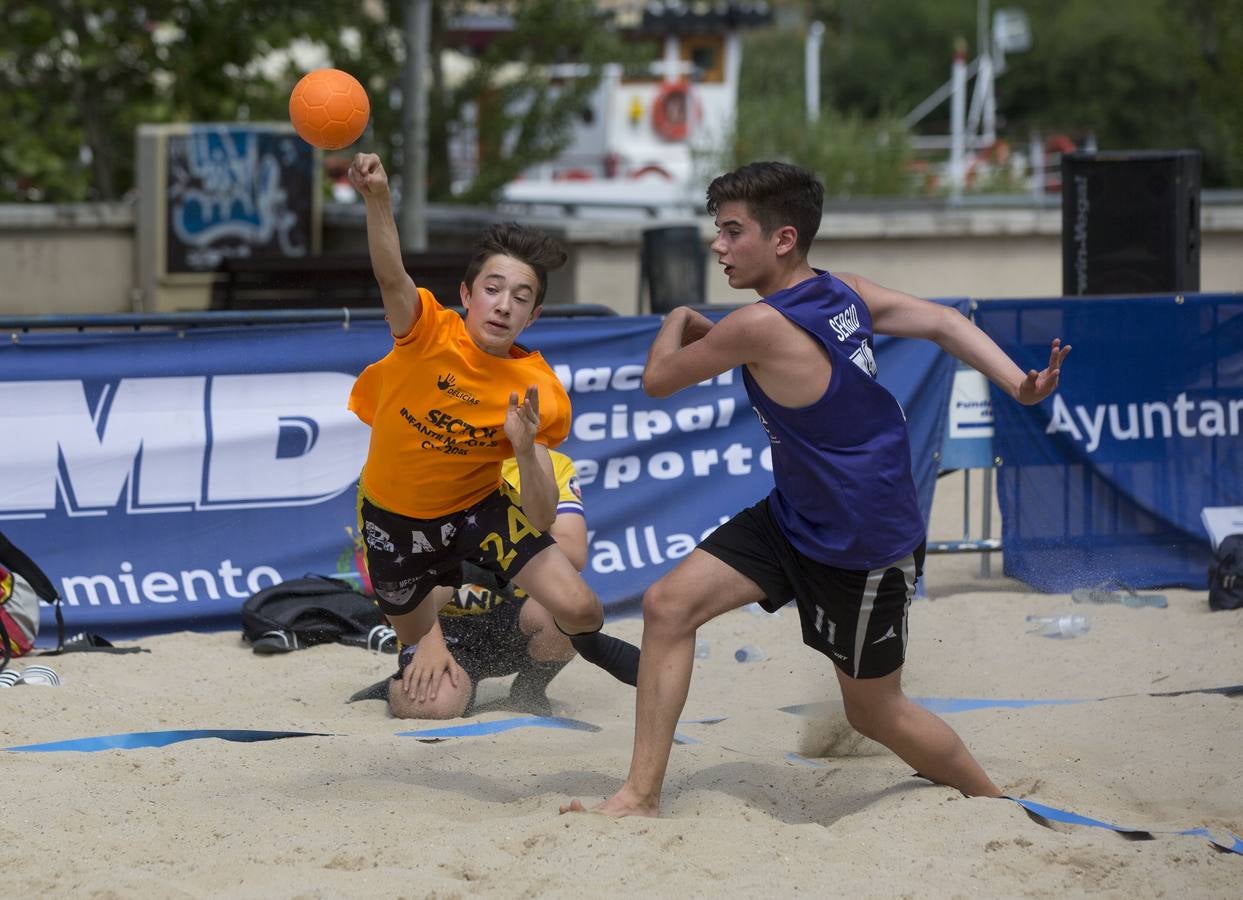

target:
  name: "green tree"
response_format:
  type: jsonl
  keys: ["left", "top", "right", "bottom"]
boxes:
{"left": 1001, "top": 0, "right": 1243, "bottom": 184}
{"left": 0, "top": 0, "right": 630, "bottom": 204}
{"left": 1191, "top": 0, "right": 1243, "bottom": 184}
{"left": 811, "top": 0, "right": 977, "bottom": 124}
{"left": 0, "top": 1, "right": 402, "bottom": 202}
{"left": 434, "top": 0, "right": 636, "bottom": 203}
{"left": 804, "top": 0, "right": 1243, "bottom": 187}
{"left": 1001, "top": 1, "right": 1200, "bottom": 155}
{"left": 731, "top": 23, "right": 913, "bottom": 197}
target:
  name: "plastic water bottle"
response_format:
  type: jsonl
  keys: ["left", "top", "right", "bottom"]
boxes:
{"left": 734, "top": 644, "right": 767, "bottom": 662}
{"left": 1025, "top": 614, "right": 1090, "bottom": 638}
{"left": 694, "top": 638, "right": 711, "bottom": 659}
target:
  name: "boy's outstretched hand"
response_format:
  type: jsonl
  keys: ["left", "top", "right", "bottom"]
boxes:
{"left": 505, "top": 386, "right": 540, "bottom": 453}
{"left": 1016, "top": 338, "right": 1072, "bottom": 405}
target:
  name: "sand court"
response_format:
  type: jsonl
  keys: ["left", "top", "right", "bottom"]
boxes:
{"left": 2, "top": 544, "right": 1240, "bottom": 898}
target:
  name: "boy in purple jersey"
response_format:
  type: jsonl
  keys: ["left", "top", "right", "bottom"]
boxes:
{"left": 564, "top": 161, "right": 1070, "bottom": 818}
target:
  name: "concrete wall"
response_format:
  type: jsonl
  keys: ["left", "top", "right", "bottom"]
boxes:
{"left": 532, "top": 201, "right": 1243, "bottom": 312}
{"left": 0, "top": 204, "right": 136, "bottom": 315}
{"left": 3, "top": 199, "right": 1241, "bottom": 317}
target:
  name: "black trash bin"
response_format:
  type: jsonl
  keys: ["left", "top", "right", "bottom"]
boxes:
{"left": 639, "top": 225, "right": 707, "bottom": 314}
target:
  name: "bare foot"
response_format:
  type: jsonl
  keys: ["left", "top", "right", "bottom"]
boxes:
{"left": 559, "top": 787, "right": 659, "bottom": 818}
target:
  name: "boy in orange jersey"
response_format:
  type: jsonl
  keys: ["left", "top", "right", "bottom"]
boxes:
{"left": 385, "top": 449, "right": 588, "bottom": 718}
{"left": 346, "top": 152, "right": 638, "bottom": 688}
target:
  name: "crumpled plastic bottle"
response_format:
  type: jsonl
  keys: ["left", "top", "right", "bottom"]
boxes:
{"left": 1025, "top": 614, "right": 1090, "bottom": 638}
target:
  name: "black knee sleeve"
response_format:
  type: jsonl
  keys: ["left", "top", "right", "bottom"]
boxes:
{"left": 565, "top": 627, "right": 640, "bottom": 687}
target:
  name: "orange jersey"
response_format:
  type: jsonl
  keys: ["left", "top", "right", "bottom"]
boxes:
{"left": 349, "top": 288, "right": 571, "bottom": 518}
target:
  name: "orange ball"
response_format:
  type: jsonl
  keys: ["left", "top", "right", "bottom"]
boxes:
{"left": 288, "top": 68, "right": 370, "bottom": 150}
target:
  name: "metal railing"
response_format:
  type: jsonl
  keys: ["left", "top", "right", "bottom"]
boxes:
{"left": 1, "top": 304, "right": 619, "bottom": 335}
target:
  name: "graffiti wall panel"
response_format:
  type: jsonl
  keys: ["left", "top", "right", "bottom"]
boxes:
{"left": 163, "top": 125, "right": 316, "bottom": 275}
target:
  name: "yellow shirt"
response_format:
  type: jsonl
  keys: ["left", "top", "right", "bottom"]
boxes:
{"left": 349, "top": 288, "right": 571, "bottom": 518}
{"left": 442, "top": 449, "right": 583, "bottom": 617}
{"left": 500, "top": 450, "right": 583, "bottom": 518}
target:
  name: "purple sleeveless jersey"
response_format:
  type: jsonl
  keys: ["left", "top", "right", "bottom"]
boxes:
{"left": 742, "top": 271, "right": 925, "bottom": 570}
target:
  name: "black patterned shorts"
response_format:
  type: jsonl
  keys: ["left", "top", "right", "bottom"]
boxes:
{"left": 358, "top": 483, "right": 556, "bottom": 618}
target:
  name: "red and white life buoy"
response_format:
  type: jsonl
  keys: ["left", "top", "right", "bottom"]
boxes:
{"left": 651, "top": 82, "right": 693, "bottom": 143}
{"left": 630, "top": 164, "right": 672, "bottom": 180}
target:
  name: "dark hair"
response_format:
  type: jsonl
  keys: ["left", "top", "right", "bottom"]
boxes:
{"left": 706, "top": 162, "right": 824, "bottom": 258}
{"left": 462, "top": 222, "right": 568, "bottom": 306}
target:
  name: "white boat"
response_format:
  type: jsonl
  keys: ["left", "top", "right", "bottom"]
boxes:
{"left": 444, "top": 2, "right": 774, "bottom": 215}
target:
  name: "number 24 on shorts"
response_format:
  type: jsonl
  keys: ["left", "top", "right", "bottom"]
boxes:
{"left": 479, "top": 505, "right": 541, "bottom": 571}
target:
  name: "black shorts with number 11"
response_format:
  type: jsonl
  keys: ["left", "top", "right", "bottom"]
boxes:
{"left": 358, "top": 482, "right": 556, "bottom": 618}
{"left": 699, "top": 497, "right": 925, "bottom": 679}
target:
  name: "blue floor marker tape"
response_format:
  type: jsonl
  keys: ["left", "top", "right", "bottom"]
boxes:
{"left": 671, "top": 716, "right": 728, "bottom": 746}
{"left": 780, "top": 698, "right": 1087, "bottom": 717}
{"left": 781, "top": 685, "right": 1243, "bottom": 718}
{"left": 1009, "top": 797, "right": 1243, "bottom": 856}
{"left": 397, "top": 716, "right": 601, "bottom": 739}
{"left": 784, "top": 752, "right": 824, "bottom": 768}
{"left": 912, "top": 696, "right": 1086, "bottom": 714}
{"left": 5, "top": 730, "right": 328, "bottom": 753}
{"left": 778, "top": 702, "right": 830, "bottom": 717}
{"left": 1178, "top": 828, "right": 1243, "bottom": 855}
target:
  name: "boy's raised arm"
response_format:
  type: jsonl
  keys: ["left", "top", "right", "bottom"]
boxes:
{"left": 349, "top": 152, "right": 420, "bottom": 338}
{"left": 843, "top": 272, "right": 1070, "bottom": 405}
{"left": 643, "top": 305, "right": 768, "bottom": 398}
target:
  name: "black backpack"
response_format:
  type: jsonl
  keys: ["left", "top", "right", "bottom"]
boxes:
{"left": 241, "top": 574, "right": 395, "bottom": 654}
{"left": 1208, "top": 534, "right": 1243, "bottom": 612}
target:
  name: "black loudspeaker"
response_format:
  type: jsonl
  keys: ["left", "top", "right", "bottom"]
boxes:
{"left": 1061, "top": 150, "right": 1201, "bottom": 295}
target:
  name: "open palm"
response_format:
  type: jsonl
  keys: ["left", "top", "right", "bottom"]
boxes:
{"left": 1016, "top": 338, "right": 1072, "bottom": 405}
{"left": 505, "top": 386, "right": 540, "bottom": 453}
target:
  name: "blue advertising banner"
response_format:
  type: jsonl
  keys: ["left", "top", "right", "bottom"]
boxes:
{"left": 975, "top": 294, "right": 1243, "bottom": 590}
{"left": 0, "top": 307, "right": 959, "bottom": 639}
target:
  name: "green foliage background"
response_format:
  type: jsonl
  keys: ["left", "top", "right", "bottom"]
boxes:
{"left": 0, "top": 0, "right": 626, "bottom": 203}
{"left": 729, "top": 25, "right": 912, "bottom": 198}
{"left": 788, "top": 0, "right": 1243, "bottom": 189}
{"left": 0, "top": 1, "right": 402, "bottom": 201}
{"left": 2, "top": 0, "right": 1241, "bottom": 202}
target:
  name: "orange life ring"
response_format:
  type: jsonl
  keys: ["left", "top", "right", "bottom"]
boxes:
{"left": 651, "top": 82, "right": 692, "bottom": 142}
{"left": 630, "top": 164, "right": 672, "bottom": 180}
